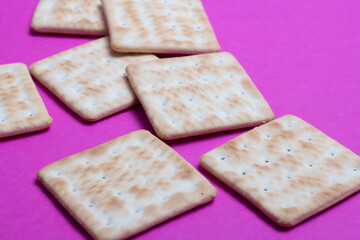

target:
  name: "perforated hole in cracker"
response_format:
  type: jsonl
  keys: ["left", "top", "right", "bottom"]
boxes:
{"left": 31, "top": 0, "right": 107, "bottom": 36}
{"left": 30, "top": 37, "right": 158, "bottom": 121}
{"left": 103, "top": 0, "right": 220, "bottom": 54}
{"left": 0, "top": 63, "right": 52, "bottom": 139}
{"left": 200, "top": 114, "right": 360, "bottom": 227}
{"left": 126, "top": 52, "right": 274, "bottom": 140}
{"left": 37, "top": 130, "right": 216, "bottom": 239}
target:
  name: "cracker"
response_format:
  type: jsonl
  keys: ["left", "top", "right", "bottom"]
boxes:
{"left": 126, "top": 52, "right": 274, "bottom": 140}
{"left": 37, "top": 130, "right": 216, "bottom": 239}
{"left": 0, "top": 63, "right": 52, "bottom": 139}
{"left": 102, "top": 0, "right": 220, "bottom": 54}
{"left": 200, "top": 114, "right": 360, "bottom": 227}
{"left": 31, "top": 0, "right": 107, "bottom": 36}
{"left": 30, "top": 37, "right": 157, "bottom": 121}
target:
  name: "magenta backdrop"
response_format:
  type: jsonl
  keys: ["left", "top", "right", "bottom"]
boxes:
{"left": 1, "top": 0, "right": 360, "bottom": 239}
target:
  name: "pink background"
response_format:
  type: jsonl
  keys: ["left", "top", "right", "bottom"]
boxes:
{"left": 1, "top": 0, "right": 360, "bottom": 239}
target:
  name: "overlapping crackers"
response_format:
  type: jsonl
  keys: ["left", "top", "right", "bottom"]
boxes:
{"left": 126, "top": 52, "right": 274, "bottom": 140}
{"left": 0, "top": 63, "right": 52, "bottom": 138}
{"left": 25, "top": 0, "right": 360, "bottom": 233}
{"left": 30, "top": 37, "right": 157, "bottom": 121}
{"left": 38, "top": 130, "right": 216, "bottom": 239}
{"left": 200, "top": 115, "right": 360, "bottom": 227}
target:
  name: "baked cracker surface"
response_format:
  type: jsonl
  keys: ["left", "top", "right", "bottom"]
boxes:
{"left": 126, "top": 52, "right": 274, "bottom": 140}
{"left": 102, "top": 0, "right": 220, "bottom": 53}
{"left": 200, "top": 114, "right": 360, "bottom": 227}
{"left": 0, "top": 63, "right": 52, "bottom": 139}
{"left": 38, "top": 130, "right": 216, "bottom": 239}
{"left": 30, "top": 37, "right": 157, "bottom": 121}
{"left": 31, "top": 0, "right": 107, "bottom": 36}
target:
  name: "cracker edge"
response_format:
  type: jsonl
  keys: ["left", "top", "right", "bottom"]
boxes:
{"left": 125, "top": 54, "right": 274, "bottom": 140}
{"left": 30, "top": 0, "right": 107, "bottom": 36}
{"left": 29, "top": 65, "right": 104, "bottom": 122}
{"left": 200, "top": 114, "right": 360, "bottom": 227}
{"left": 102, "top": 0, "right": 220, "bottom": 54}
{"left": 28, "top": 44, "right": 147, "bottom": 122}
{"left": 0, "top": 63, "right": 53, "bottom": 139}
{"left": 37, "top": 129, "right": 217, "bottom": 239}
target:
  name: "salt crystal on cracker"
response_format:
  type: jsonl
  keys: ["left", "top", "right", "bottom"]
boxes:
{"left": 102, "top": 0, "right": 220, "bottom": 54}
{"left": 30, "top": 37, "right": 157, "bottom": 121}
{"left": 200, "top": 114, "right": 360, "bottom": 227}
{"left": 38, "top": 130, "right": 216, "bottom": 239}
{"left": 31, "top": 0, "right": 107, "bottom": 36}
{"left": 0, "top": 63, "right": 52, "bottom": 139}
{"left": 126, "top": 52, "right": 274, "bottom": 140}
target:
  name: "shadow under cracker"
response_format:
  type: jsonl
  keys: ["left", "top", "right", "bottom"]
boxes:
{"left": 0, "top": 127, "right": 50, "bottom": 142}
{"left": 130, "top": 199, "right": 216, "bottom": 239}
{"left": 164, "top": 126, "right": 252, "bottom": 147}
{"left": 130, "top": 105, "right": 156, "bottom": 133}
{"left": 196, "top": 164, "right": 292, "bottom": 232}
{"left": 197, "top": 164, "right": 360, "bottom": 231}
{"left": 32, "top": 75, "right": 98, "bottom": 125}
{"left": 35, "top": 177, "right": 215, "bottom": 240}
{"left": 129, "top": 104, "right": 256, "bottom": 147}
{"left": 34, "top": 179, "right": 93, "bottom": 240}
{"left": 32, "top": 74, "right": 139, "bottom": 124}
{"left": 28, "top": 27, "right": 105, "bottom": 39}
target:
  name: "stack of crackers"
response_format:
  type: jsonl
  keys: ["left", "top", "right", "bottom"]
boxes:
{"left": 0, "top": 0, "right": 359, "bottom": 239}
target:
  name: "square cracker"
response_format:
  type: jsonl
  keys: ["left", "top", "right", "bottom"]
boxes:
{"left": 0, "top": 63, "right": 52, "bottom": 139}
{"left": 37, "top": 130, "right": 216, "bottom": 240}
{"left": 200, "top": 114, "right": 360, "bottom": 227}
{"left": 30, "top": 37, "right": 158, "bottom": 121}
{"left": 126, "top": 52, "right": 274, "bottom": 140}
{"left": 31, "top": 0, "right": 107, "bottom": 36}
{"left": 102, "top": 0, "right": 220, "bottom": 54}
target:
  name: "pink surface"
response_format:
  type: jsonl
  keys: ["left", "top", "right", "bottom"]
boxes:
{"left": 1, "top": 0, "right": 360, "bottom": 239}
